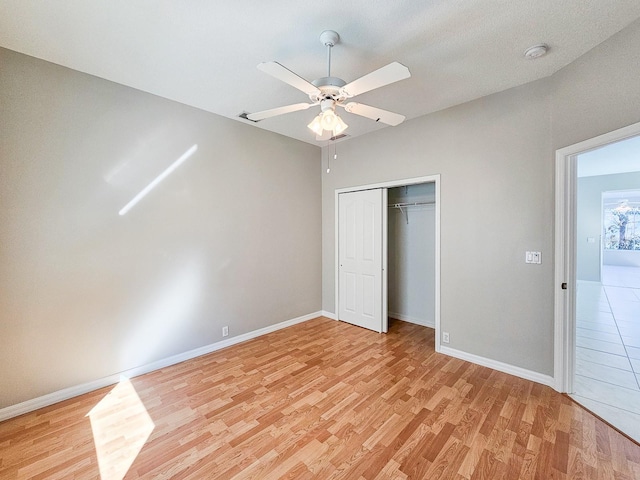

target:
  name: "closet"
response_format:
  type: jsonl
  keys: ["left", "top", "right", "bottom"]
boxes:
{"left": 336, "top": 177, "right": 438, "bottom": 336}
{"left": 387, "top": 183, "right": 436, "bottom": 328}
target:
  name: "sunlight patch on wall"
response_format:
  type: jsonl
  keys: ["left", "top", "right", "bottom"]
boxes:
{"left": 119, "top": 260, "right": 203, "bottom": 367}
{"left": 118, "top": 144, "right": 198, "bottom": 215}
{"left": 87, "top": 377, "right": 154, "bottom": 480}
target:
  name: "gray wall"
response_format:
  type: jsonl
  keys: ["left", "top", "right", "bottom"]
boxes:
{"left": 322, "top": 18, "right": 640, "bottom": 376}
{"left": 322, "top": 79, "right": 554, "bottom": 374}
{"left": 577, "top": 172, "right": 640, "bottom": 281}
{"left": 551, "top": 18, "right": 640, "bottom": 151}
{"left": 0, "top": 48, "right": 322, "bottom": 408}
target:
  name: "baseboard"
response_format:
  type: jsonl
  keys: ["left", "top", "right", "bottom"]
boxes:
{"left": 577, "top": 280, "right": 602, "bottom": 286}
{"left": 0, "top": 311, "right": 322, "bottom": 422}
{"left": 321, "top": 310, "right": 338, "bottom": 320}
{"left": 439, "top": 346, "right": 556, "bottom": 389}
{"left": 388, "top": 311, "right": 434, "bottom": 328}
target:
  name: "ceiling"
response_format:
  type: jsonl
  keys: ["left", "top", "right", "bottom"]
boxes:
{"left": 1, "top": 1, "right": 640, "bottom": 146}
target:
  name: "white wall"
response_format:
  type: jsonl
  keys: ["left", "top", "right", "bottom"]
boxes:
{"left": 323, "top": 18, "right": 640, "bottom": 377}
{"left": 604, "top": 250, "right": 640, "bottom": 267}
{"left": 388, "top": 184, "right": 436, "bottom": 327}
{"left": 0, "top": 48, "right": 322, "bottom": 408}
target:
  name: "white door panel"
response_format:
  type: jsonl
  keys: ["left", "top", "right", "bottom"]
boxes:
{"left": 362, "top": 274, "right": 375, "bottom": 318}
{"left": 338, "top": 189, "right": 384, "bottom": 332}
{"left": 363, "top": 201, "right": 376, "bottom": 261}
{"left": 345, "top": 272, "right": 357, "bottom": 313}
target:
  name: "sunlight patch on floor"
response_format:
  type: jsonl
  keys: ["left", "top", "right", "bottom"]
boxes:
{"left": 87, "top": 377, "right": 154, "bottom": 480}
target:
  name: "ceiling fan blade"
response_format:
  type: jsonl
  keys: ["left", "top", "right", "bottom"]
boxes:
{"left": 247, "top": 102, "right": 314, "bottom": 121}
{"left": 257, "top": 61, "right": 321, "bottom": 96}
{"left": 340, "top": 62, "right": 411, "bottom": 98}
{"left": 343, "top": 102, "right": 406, "bottom": 126}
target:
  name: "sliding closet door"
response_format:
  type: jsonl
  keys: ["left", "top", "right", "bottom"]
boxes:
{"left": 338, "top": 188, "right": 386, "bottom": 333}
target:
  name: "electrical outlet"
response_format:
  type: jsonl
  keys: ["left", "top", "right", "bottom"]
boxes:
{"left": 222, "top": 326, "right": 229, "bottom": 337}
{"left": 442, "top": 331, "right": 450, "bottom": 344}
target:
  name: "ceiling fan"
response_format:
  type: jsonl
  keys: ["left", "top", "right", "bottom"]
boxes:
{"left": 246, "top": 30, "right": 411, "bottom": 141}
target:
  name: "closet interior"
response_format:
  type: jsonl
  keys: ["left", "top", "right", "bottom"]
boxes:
{"left": 387, "top": 183, "right": 436, "bottom": 328}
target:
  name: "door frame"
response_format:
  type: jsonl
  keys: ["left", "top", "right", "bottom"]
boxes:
{"left": 554, "top": 121, "right": 640, "bottom": 392}
{"left": 335, "top": 174, "right": 441, "bottom": 348}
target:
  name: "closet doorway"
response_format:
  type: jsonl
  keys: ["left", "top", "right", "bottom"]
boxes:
{"left": 388, "top": 183, "right": 437, "bottom": 328}
{"left": 335, "top": 175, "right": 441, "bottom": 350}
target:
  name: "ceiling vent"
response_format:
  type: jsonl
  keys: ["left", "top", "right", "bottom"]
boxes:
{"left": 329, "top": 133, "right": 349, "bottom": 141}
{"left": 238, "top": 112, "right": 259, "bottom": 122}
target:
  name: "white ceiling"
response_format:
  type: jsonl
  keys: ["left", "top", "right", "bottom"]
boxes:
{"left": 2, "top": 1, "right": 640, "bottom": 146}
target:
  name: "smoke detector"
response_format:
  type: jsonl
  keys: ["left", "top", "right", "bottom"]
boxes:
{"left": 524, "top": 44, "right": 549, "bottom": 59}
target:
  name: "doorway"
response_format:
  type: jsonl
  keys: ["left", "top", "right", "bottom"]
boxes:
{"left": 388, "top": 183, "right": 436, "bottom": 328}
{"left": 555, "top": 122, "right": 640, "bottom": 441}
{"left": 335, "top": 175, "right": 441, "bottom": 350}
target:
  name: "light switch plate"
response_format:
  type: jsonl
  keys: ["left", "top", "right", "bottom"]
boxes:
{"left": 525, "top": 251, "right": 542, "bottom": 264}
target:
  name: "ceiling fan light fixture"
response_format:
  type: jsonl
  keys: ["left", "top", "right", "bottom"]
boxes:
{"left": 307, "top": 114, "right": 324, "bottom": 135}
{"left": 333, "top": 115, "right": 348, "bottom": 135}
{"left": 321, "top": 109, "right": 337, "bottom": 130}
{"left": 307, "top": 109, "right": 349, "bottom": 136}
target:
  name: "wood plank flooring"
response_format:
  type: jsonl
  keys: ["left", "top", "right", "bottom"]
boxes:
{"left": 1, "top": 317, "right": 639, "bottom": 479}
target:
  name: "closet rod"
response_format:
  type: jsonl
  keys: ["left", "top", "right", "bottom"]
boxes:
{"left": 388, "top": 201, "right": 435, "bottom": 208}
{"left": 388, "top": 201, "right": 434, "bottom": 225}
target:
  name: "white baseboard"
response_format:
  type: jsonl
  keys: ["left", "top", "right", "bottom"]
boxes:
{"left": 0, "top": 311, "right": 322, "bottom": 422}
{"left": 321, "top": 310, "right": 338, "bottom": 320}
{"left": 439, "top": 346, "right": 555, "bottom": 389}
{"left": 388, "top": 311, "right": 434, "bottom": 328}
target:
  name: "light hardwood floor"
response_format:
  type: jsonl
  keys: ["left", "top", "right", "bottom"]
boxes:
{"left": 1, "top": 317, "right": 639, "bottom": 479}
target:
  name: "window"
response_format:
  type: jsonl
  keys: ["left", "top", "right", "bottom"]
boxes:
{"left": 604, "top": 192, "right": 640, "bottom": 250}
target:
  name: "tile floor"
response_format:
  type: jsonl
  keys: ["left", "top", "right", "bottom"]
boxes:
{"left": 573, "top": 265, "right": 640, "bottom": 442}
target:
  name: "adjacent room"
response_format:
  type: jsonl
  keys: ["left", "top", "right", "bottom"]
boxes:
{"left": 2, "top": 1, "right": 640, "bottom": 478}
{"left": 574, "top": 134, "right": 640, "bottom": 440}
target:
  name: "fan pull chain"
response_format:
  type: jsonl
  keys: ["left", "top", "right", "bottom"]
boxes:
{"left": 326, "top": 141, "right": 337, "bottom": 174}
{"left": 325, "top": 145, "right": 329, "bottom": 173}
{"left": 326, "top": 144, "right": 331, "bottom": 173}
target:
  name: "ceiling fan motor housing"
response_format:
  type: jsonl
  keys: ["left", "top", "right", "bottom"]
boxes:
{"left": 312, "top": 77, "right": 346, "bottom": 88}
{"left": 311, "top": 76, "right": 347, "bottom": 103}
{"left": 320, "top": 98, "right": 336, "bottom": 112}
